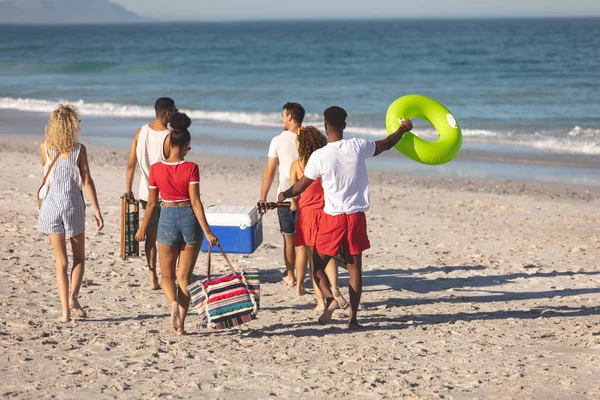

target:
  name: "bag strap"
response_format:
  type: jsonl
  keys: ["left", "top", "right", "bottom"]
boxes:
{"left": 206, "top": 244, "right": 237, "bottom": 281}
{"left": 37, "top": 152, "right": 60, "bottom": 198}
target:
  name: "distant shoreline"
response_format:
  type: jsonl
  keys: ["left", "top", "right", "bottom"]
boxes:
{"left": 1, "top": 16, "right": 599, "bottom": 26}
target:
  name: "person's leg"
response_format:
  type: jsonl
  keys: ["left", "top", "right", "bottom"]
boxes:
{"left": 278, "top": 207, "right": 296, "bottom": 287}
{"left": 145, "top": 226, "right": 159, "bottom": 290}
{"left": 283, "top": 234, "right": 296, "bottom": 286}
{"left": 326, "top": 257, "right": 347, "bottom": 309}
{"left": 158, "top": 243, "right": 180, "bottom": 333}
{"left": 69, "top": 232, "right": 87, "bottom": 318}
{"left": 295, "top": 245, "right": 308, "bottom": 296}
{"left": 312, "top": 251, "right": 338, "bottom": 324}
{"left": 344, "top": 212, "right": 370, "bottom": 329}
{"left": 345, "top": 253, "right": 363, "bottom": 329}
{"left": 307, "top": 247, "right": 326, "bottom": 310}
{"left": 142, "top": 200, "right": 160, "bottom": 290}
{"left": 312, "top": 212, "right": 348, "bottom": 324}
{"left": 175, "top": 242, "right": 201, "bottom": 335}
{"left": 49, "top": 234, "right": 70, "bottom": 323}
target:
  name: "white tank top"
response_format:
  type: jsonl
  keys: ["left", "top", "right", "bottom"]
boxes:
{"left": 136, "top": 124, "right": 169, "bottom": 201}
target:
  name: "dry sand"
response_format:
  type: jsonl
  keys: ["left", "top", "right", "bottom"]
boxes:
{"left": 1, "top": 134, "right": 600, "bottom": 399}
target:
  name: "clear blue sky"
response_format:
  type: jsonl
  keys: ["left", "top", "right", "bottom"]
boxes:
{"left": 114, "top": 0, "right": 600, "bottom": 21}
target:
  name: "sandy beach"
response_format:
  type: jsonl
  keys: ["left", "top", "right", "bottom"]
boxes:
{"left": 1, "top": 133, "right": 600, "bottom": 399}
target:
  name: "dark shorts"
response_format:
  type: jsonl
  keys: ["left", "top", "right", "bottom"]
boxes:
{"left": 157, "top": 205, "right": 203, "bottom": 247}
{"left": 141, "top": 200, "right": 161, "bottom": 228}
{"left": 277, "top": 207, "right": 297, "bottom": 236}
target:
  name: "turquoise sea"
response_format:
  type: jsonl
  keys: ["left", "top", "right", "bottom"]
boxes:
{"left": 0, "top": 19, "right": 599, "bottom": 184}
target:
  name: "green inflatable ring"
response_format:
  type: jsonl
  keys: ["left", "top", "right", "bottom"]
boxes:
{"left": 386, "top": 94, "right": 462, "bottom": 165}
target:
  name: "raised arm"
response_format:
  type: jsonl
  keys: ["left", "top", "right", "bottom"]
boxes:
{"left": 78, "top": 144, "right": 104, "bottom": 231}
{"left": 278, "top": 175, "right": 315, "bottom": 203}
{"left": 260, "top": 157, "right": 278, "bottom": 202}
{"left": 373, "top": 119, "right": 413, "bottom": 157}
{"left": 125, "top": 128, "right": 141, "bottom": 198}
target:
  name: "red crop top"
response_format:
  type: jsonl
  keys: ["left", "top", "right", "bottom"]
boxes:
{"left": 148, "top": 161, "right": 199, "bottom": 202}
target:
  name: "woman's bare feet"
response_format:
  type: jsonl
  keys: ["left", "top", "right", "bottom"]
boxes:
{"left": 170, "top": 301, "right": 181, "bottom": 334}
{"left": 296, "top": 284, "right": 306, "bottom": 296}
{"left": 332, "top": 288, "right": 348, "bottom": 309}
{"left": 58, "top": 314, "right": 71, "bottom": 323}
{"left": 347, "top": 320, "right": 363, "bottom": 330}
{"left": 313, "top": 303, "right": 326, "bottom": 311}
{"left": 283, "top": 274, "right": 295, "bottom": 288}
{"left": 70, "top": 297, "right": 87, "bottom": 318}
{"left": 149, "top": 271, "right": 159, "bottom": 290}
{"left": 318, "top": 298, "right": 339, "bottom": 325}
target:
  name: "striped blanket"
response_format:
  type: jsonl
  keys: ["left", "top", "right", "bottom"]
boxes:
{"left": 188, "top": 268, "right": 260, "bottom": 330}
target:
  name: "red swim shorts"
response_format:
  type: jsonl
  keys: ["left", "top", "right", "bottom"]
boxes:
{"left": 295, "top": 208, "right": 321, "bottom": 247}
{"left": 314, "top": 212, "right": 370, "bottom": 257}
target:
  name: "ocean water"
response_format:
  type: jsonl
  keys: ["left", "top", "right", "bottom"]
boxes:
{"left": 0, "top": 19, "right": 599, "bottom": 183}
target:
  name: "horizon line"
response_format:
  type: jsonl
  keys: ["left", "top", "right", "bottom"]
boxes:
{"left": 1, "top": 15, "right": 600, "bottom": 26}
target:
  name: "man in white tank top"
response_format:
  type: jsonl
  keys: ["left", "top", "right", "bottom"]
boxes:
{"left": 126, "top": 97, "right": 178, "bottom": 290}
{"left": 260, "top": 102, "right": 303, "bottom": 287}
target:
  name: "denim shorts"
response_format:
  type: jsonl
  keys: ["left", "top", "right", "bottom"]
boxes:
{"left": 277, "top": 207, "right": 297, "bottom": 236}
{"left": 157, "top": 205, "right": 203, "bottom": 247}
{"left": 141, "top": 200, "right": 161, "bottom": 228}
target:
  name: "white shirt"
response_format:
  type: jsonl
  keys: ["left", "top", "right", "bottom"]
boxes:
{"left": 303, "top": 138, "right": 376, "bottom": 216}
{"left": 267, "top": 130, "right": 299, "bottom": 195}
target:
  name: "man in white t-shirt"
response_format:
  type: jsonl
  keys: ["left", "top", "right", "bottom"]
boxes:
{"left": 260, "top": 102, "right": 304, "bottom": 287}
{"left": 279, "top": 106, "right": 413, "bottom": 329}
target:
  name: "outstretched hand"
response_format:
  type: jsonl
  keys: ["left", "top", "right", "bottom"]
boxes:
{"left": 399, "top": 119, "right": 413, "bottom": 133}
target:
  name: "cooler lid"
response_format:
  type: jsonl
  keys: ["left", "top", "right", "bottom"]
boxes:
{"left": 205, "top": 205, "right": 260, "bottom": 228}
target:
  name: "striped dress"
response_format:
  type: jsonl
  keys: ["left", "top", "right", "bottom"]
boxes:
{"left": 38, "top": 142, "right": 86, "bottom": 237}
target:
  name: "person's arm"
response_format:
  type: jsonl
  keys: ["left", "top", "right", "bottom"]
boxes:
{"left": 260, "top": 157, "right": 278, "bottom": 202}
{"left": 39, "top": 142, "right": 47, "bottom": 166}
{"left": 162, "top": 133, "right": 171, "bottom": 160}
{"left": 289, "top": 160, "right": 301, "bottom": 211}
{"left": 189, "top": 183, "right": 219, "bottom": 246}
{"left": 135, "top": 188, "right": 158, "bottom": 241}
{"left": 373, "top": 119, "right": 413, "bottom": 157}
{"left": 125, "top": 128, "right": 141, "bottom": 198}
{"left": 278, "top": 175, "right": 314, "bottom": 203}
{"left": 78, "top": 144, "right": 104, "bottom": 231}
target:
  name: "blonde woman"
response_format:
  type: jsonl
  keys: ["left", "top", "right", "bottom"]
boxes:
{"left": 38, "top": 104, "right": 104, "bottom": 323}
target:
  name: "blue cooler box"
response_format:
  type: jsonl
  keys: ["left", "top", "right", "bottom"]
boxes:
{"left": 201, "top": 205, "right": 263, "bottom": 254}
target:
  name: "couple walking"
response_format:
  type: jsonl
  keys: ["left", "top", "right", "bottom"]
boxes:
{"left": 126, "top": 99, "right": 218, "bottom": 335}
{"left": 260, "top": 103, "right": 346, "bottom": 309}
{"left": 262, "top": 103, "right": 412, "bottom": 328}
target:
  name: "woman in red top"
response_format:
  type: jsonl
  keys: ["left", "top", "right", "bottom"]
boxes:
{"left": 290, "top": 126, "right": 347, "bottom": 309}
{"left": 136, "top": 112, "right": 218, "bottom": 336}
